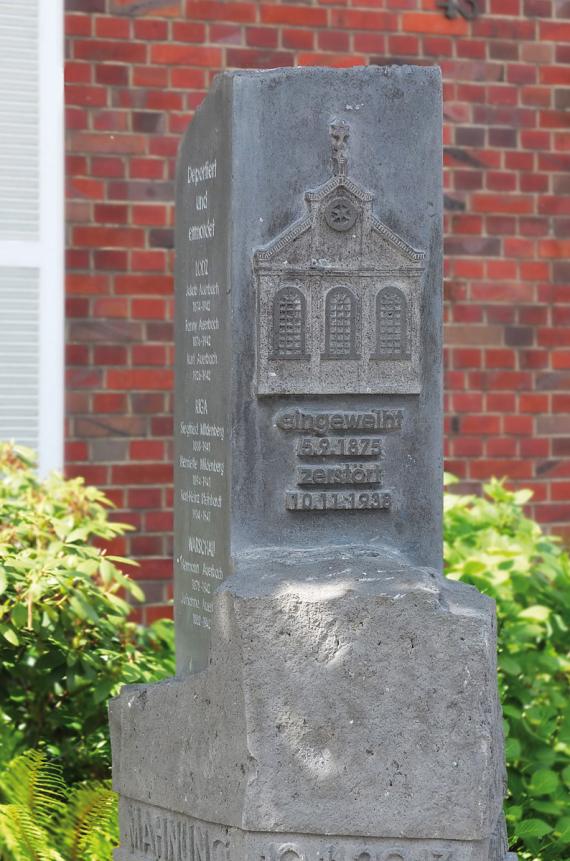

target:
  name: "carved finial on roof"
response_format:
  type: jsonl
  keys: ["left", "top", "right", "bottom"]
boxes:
{"left": 330, "top": 120, "right": 350, "bottom": 177}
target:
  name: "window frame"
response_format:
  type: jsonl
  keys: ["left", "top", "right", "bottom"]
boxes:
{"left": 0, "top": 0, "right": 64, "bottom": 474}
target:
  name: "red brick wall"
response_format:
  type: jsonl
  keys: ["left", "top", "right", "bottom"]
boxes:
{"left": 65, "top": 0, "right": 570, "bottom": 621}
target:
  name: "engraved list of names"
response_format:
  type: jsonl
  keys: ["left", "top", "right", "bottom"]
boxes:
{"left": 174, "top": 115, "right": 231, "bottom": 674}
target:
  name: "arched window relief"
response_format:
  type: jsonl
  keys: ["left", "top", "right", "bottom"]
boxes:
{"left": 375, "top": 287, "right": 408, "bottom": 359}
{"left": 272, "top": 286, "right": 307, "bottom": 359}
{"left": 323, "top": 287, "right": 358, "bottom": 359}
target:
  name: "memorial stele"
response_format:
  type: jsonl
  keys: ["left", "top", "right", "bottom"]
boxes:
{"left": 110, "top": 66, "right": 516, "bottom": 861}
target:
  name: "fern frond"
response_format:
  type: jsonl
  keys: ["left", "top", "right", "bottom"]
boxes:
{"left": 58, "top": 781, "right": 118, "bottom": 861}
{"left": 0, "top": 751, "right": 67, "bottom": 829}
{"left": 0, "top": 803, "right": 65, "bottom": 861}
{"left": 0, "top": 753, "right": 117, "bottom": 861}
{"left": 0, "top": 717, "right": 22, "bottom": 773}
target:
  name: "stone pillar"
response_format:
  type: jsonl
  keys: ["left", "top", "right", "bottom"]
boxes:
{"left": 110, "top": 67, "right": 515, "bottom": 861}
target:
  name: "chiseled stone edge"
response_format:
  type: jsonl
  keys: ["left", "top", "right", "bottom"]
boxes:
{"left": 110, "top": 562, "right": 507, "bottom": 842}
{"left": 115, "top": 797, "right": 497, "bottom": 861}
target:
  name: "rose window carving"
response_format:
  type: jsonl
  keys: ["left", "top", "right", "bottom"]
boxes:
{"left": 324, "top": 196, "right": 358, "bottom": 232}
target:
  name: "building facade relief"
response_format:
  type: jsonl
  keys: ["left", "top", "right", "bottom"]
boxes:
{"left": 254, "top": 122, "right": 426, "bottom": 396}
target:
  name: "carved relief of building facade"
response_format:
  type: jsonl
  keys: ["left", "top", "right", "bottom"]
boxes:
{"left": 254, "top": 123, "right": 426, "bottom": 396}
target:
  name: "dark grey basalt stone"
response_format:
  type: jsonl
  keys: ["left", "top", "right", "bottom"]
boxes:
{"left": 172, "top": 65, "right": 443, "bottom": 676}
{"left": 110, "top": 66, "right": 515, "bottom": 861}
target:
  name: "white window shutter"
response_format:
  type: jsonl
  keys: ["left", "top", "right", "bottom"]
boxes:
{"left": 0, "top": 0, "right": 64, "bottom": 473}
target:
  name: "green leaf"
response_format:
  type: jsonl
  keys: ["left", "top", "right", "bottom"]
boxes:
{"left": 69, "top": 595, "right": 88, "bottom": 621}
{"left": 11, "top": 601, "right": 28, "bottom": 629}
{"left": 528, "top": 768, "right": 559, "bottom": 797}
{"left": 67, "top": 527, "right": 88, "bottom": 543}
{"left": 556, "top": 816, "right": 570, "bottom": 844}
{"left": 69, "top": 595, "right": 100, "bottom": 624}
{"left": 500, "top": 655, "right": 521, "bottom": 675}
{"left": 559, "top": 714, "right": 570, "bottom": 744}
{"left": 127, "top": 581, "right": 144, "bottom": 603}
{"left": 519, "top": 604, "right": 551, "bottom": 623}
{"left": 505, "top": 737, "right": 521, "bottom": 761}
{"left": 514, "top": 488, "right": 533, "bottom": 505}
{"left": 463, "top": 559, "right": 487, "bottom": 576}
{"left": 0, "top": 566, "right": 7, "bottom": 596}
{"left": 443, "top": 472, "right": 459, "bottom": 486}
{"left": 515, "top": 818, "right": 552, "bottom": 839}
{"left": 106, "top": 555, "right": 138, "bottom": 567}
{"left": 1, "top": 625, "right": 19, "bottom": 646}
{"left": 99, "top": 558, "right": 115, "bottom": 584}
{"left": 92, "top": 679, "right": 117, "bottom": 705}
{"left": 506, "top": 805, "right": 523, "bottom": 822}
{"left": 34, "top": 652, "right": 66, "bottom": 670}
{"left": 532, "top": 800, "right": 564, "bottom": 816}
{"left": 106, "top": 593, "right": 132, "bottom": 614}
{"left": 53, "top": 515, "right": 75, "bottom": 541}
{"left": 502, "top": 704, "right": 522, "bottom": 721}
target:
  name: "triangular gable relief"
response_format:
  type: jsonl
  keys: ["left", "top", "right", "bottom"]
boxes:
{"left": 305, "top": 174, "right": 374, "bottom": 204}
{"left": 254, "top": 216, "right": 312, "bottom": 265}
{"left": 254, "top": 206, "right": 424, "bottom": 272}
{"left": 371, "top": 218, "right": 426, "bottom": 264}
{"left": 254, "top": 175, "right": 424, "bottom": 272}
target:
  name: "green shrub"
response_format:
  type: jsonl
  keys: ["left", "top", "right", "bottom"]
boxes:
{"left": 0, "top": 443, "right": 174, "bottom": 782}
{"left": 0, "top": 749, "right": 117, "bottom": 861}
{"left": 444, "top": 476, "right": 570, "bottom": 861}
{"left": 1, "top": 443, "right": 568, "bottom": 860}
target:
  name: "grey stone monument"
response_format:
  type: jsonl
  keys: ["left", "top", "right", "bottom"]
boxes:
{"left": 110, "top": 66, "right": 514, "bottom": 861}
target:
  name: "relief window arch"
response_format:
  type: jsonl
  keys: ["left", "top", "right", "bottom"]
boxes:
{"left": 323, "top": 286, "right": 359, "bottom": 360}
{"left": 374, "top": 287, "right": 409, "bottom": 359}
{"left": 272, "top": 285, "right": 307, "bottom": 359}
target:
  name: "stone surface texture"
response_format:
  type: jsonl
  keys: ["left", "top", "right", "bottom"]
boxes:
{"left": 174, "top": 66, "right": 443, "bottom": 675}
{"left": 111, "top": 551, "right": 506, "bottom": 857}
{"left": 111, "top": 67, "right": 513, "bottom": 861}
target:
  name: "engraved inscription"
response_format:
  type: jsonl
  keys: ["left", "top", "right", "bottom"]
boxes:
{"left": 126, "top": 802, "right": 230, "bottom": 860}
{"left": 175, "top": 134, "right": 230, "bottom": 669}
{"left": 121, "top": 800, "right": 480, "bottom": 861}
{"left": 276, "top": 408, "right": 404, "bottom": 514}
{"left": 297, "top": 437, "right": 383, "bottom": 458}
{"left": 286, "top": 491, "right": 391, "bottom": 511}
{"left": 254, "top": 123, "right": 425, "bottom": 395}
{"left": 262, "top": 848, "right": 454, "bottom": 861}
{"left": 276, "top": 409, "right": 404, "bottom": 435}
{"left": 296, "top": 463, "right": 382, "bottom": 485}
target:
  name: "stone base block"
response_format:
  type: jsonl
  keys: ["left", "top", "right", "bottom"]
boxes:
{"left": 114, "top": 798, "right": 507, "bottom": 861}
{"left": 110, "top": 550, "right": 511, "bottom": 860}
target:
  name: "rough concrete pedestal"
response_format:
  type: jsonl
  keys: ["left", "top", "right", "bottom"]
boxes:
{"left": 110, "top": 550, "right": 513, "bottom": 861}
